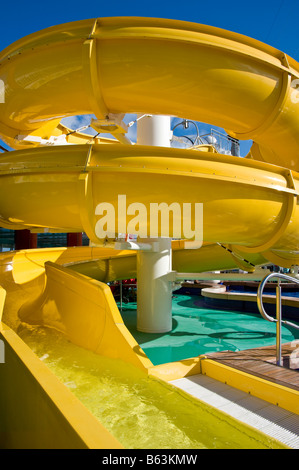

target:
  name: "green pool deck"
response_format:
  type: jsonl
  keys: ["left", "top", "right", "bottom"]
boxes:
{"left": 119, "top": 294, "right": 299, "bottom": 366}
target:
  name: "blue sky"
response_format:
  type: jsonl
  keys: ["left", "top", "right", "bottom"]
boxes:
{"left": 0, "top": 0, "right": 298, "bottom": 155}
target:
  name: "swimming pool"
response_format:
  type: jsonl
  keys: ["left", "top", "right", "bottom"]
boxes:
{"left": 121, "top": 294, "right": 299, "bottom": 366}
{"left": 228, "top": 286, "right": 299, "bottom": 298}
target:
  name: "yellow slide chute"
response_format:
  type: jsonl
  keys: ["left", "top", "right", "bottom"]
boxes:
{"left": 0, "top": 141, "right": 298, "bottom": 266}
{"left": 0, "top": 17, "right": 299, "bottom": 168}
{"left": 0, "top": 17, "right": 298, "bottom": 267}
{"left": 1, "top": 17, "right": 299, "bottom": 448}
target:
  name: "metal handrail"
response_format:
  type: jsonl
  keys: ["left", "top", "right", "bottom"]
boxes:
{"left": 257, "top": 272, "right": 299, "bottom": 366}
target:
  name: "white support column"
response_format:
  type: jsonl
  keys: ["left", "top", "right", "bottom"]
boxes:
{"left": 136, "top": 114, "right": 173, "bottom": 333}
{"left": 137, "top": 237, "right": 173, "bottom": 332}
{"left": 136, "top": 114, "right": 172, "bottom": 147}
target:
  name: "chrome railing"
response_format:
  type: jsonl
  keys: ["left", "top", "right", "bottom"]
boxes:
{"left": 257, "top": 273, "right": 299, "bottom": 366}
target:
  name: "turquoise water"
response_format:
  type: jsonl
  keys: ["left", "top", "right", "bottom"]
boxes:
{"left": 120, "top": 294, "right": 299, "bottom": 366}
{"left": 229, "top": 287, "right": 299, "bottom": 297}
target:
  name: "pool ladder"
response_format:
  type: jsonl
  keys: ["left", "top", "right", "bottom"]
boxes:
{"left": 257, "top": 273, "right": 299, "bottom": 366}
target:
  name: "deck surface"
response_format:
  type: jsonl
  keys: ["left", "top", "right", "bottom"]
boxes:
{"left": 206, "top": 342, "right": 299, "bottom": 391}
{"left": 170, "top": 373, "right": 299, "bottom": 449}
{"left": 170, "top": 343, "right": 299, "bottom": 449}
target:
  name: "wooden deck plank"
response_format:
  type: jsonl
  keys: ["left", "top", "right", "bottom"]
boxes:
{"left": 206, "top": 342, "right": 299, "bottom": 391}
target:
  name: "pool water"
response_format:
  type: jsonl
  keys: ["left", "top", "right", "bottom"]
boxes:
{"left": 120, "top": 294, "right": 299, "bottom": 366}
{"left": 229, "top": 287, "right": 299, "bottom": 298}
{"left": 19, "top": 325, "right": 285, "bottom": 449}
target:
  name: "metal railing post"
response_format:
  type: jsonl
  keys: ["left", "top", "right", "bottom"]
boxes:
{"left": 257, "top": 272, "right": 299, "bottom": 367}
{"left": 276, "top": 279, "right": 282, "bottom": 366}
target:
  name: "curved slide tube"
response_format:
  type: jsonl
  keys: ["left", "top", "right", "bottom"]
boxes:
{"left": 0, "top": 17, "right": 299, "bottom": 267}
{"left": 0, "top": 143, "right": 298, "bottom": 266}
{"left": 0, "top": 17, "right": 299, "bottom": 170}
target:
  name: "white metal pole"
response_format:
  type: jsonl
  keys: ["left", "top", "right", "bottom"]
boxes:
{"left": 136, "top": 114, "right": 173, "bottom": 333}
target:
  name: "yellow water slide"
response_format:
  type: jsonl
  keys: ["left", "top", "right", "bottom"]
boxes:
{"left": 1, "top": 17, "right": 299, "bottom": 448}
{"left": 0, "top": 17, "right": 299, "bottom": 266}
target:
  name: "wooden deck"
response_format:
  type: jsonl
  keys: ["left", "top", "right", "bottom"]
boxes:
{"left": 206, "top": 342, "right": 299, "bottom": 391}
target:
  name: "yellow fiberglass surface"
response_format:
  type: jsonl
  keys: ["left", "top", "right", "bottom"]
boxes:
{"left": 1, "top": 17, "right": 299, "bottom": 449}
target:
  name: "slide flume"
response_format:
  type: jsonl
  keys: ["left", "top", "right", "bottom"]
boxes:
{"left": 1, "top": 16, "right": 299, "bottom": 449}
{"left": 0, "top": 17, "right": 299, "bottom": 169}
{"left": 0, "top": 17, "right": 299, "bottom": 267}
{"left": 0, "top": 142, "right": 298, "bottom": 266}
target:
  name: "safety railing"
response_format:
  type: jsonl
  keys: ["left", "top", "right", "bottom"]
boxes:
{"left": 257, "top": 272, "right": 299, "bottom": 366}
